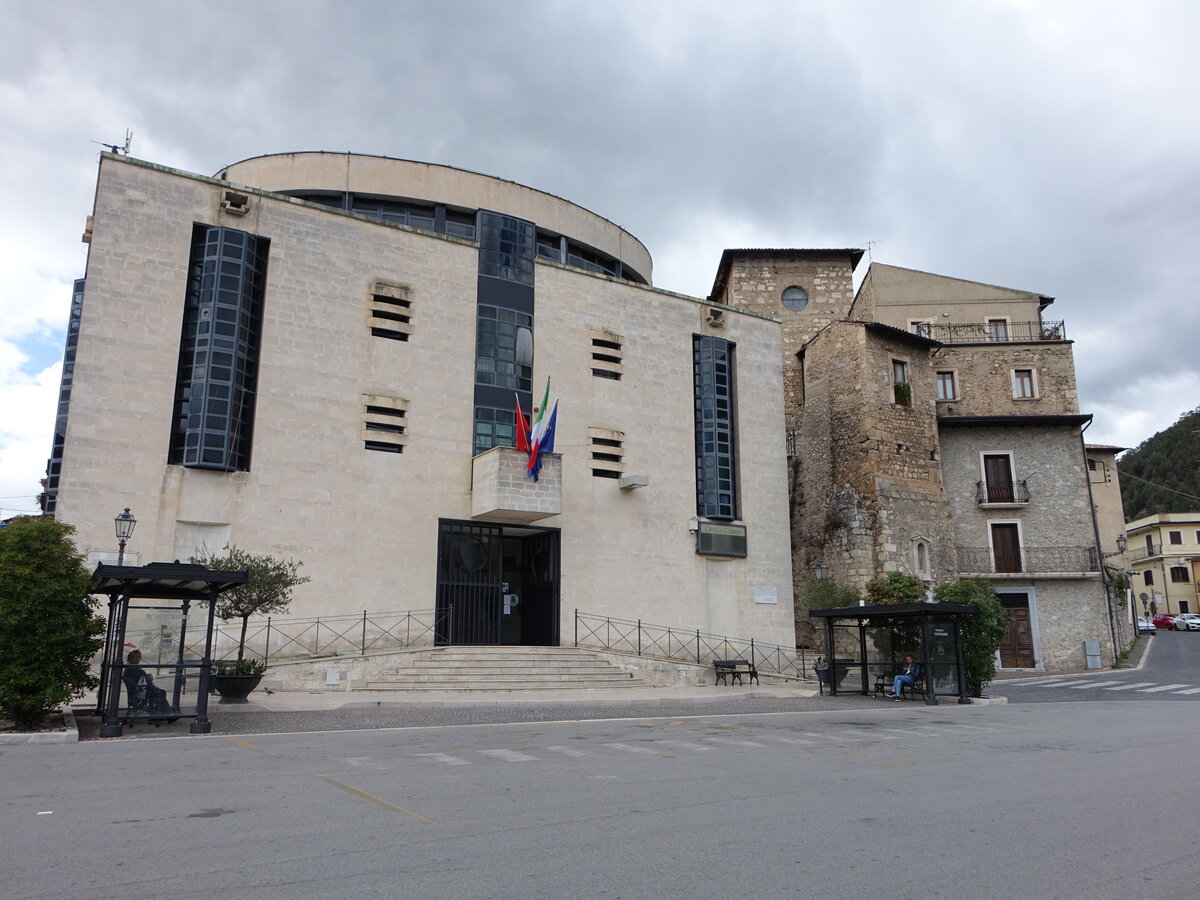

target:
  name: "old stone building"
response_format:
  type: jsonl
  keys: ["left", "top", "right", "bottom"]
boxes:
{"left": 710, "top": 257, "right": 1123, "bottom": 672}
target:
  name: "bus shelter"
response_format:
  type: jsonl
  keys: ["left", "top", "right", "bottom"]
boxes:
{"left": 808, "top": 602, "right": 978, "bottom": 705}
{"left": 93, "top": 562, "right": 248, "bottom": 737}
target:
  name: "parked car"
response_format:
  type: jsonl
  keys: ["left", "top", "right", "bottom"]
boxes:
{"left": 1138, "top": 617, "right": 1157, "bottom": 634}
{"left": 1172, "top": 613, "right": 1200, "bottom": 632}
{"left": 1152, "top": 614, "right": 1176, "bottom": 630}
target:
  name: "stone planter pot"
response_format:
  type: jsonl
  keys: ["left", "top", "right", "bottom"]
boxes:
{"left": 213, "top": 673, "right": 263, "bottom": 703}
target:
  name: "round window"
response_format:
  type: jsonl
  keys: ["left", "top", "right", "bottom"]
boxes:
{"left": 781, "top": 286, "right": 809, "bottom": 311}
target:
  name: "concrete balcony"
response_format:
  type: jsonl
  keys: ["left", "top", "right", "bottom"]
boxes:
{"left": 471, "top": 446, "right": 561, "bottom": 524}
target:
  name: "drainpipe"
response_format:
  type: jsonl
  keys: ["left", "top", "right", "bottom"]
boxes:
{"left": 1079, "top": 421, "right": 1119, "bottom": 664}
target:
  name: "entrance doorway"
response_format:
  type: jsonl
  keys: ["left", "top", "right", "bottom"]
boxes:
{"left": 998, "top": 592, "right": 1036, "bottom": 668}
{"left": 435, "top": 519, "right": 560, "bottom": 646}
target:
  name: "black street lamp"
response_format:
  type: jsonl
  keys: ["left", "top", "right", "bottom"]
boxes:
{"left": 114, "top": 507, "right": 136, "bottom": 565}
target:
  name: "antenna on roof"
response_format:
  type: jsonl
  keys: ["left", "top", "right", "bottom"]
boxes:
{"left": 90, "top": 129, "right": 133, "bottom": 156}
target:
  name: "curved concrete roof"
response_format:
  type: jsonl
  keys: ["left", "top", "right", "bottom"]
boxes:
{"left": 216, "top": 152, "right": 653, "bottom": 283}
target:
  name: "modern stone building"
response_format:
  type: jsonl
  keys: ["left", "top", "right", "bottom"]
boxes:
{"left": 47, "top": 151, "right": 797, "bottom": 651}
{"left": 710, "top": 258, "right": 1124, "bottom": 670}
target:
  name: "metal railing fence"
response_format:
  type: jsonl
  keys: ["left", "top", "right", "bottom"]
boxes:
{"left": 178, "top": 606, "right": 811, "bottom": 681}
{"left": 573, "top": 609, "right": 810, "bottom": 679}
{"left": 956, "top": 545, "right": 1099, "bottom": 575}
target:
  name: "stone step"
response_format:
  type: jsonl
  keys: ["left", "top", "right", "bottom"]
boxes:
{"left": 372, "top": 671, "right": 635, "bottom": 683}
{"left": 362, "top": 680, "right": 642, "bottom": 692}
{"left": 398, "top": 657, "right": 624, "bottom": 672}
{"left": 369, "top": 646, "right": 644, "bottom": 692}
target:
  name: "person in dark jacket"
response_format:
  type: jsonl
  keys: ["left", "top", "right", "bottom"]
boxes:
{"left": 887, "top": 656, "right": 920, "bottom": 700}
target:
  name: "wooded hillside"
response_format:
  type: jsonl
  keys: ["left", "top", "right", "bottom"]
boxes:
{"left": 1117, "top": 406, "right": 1200, "bottom": 521}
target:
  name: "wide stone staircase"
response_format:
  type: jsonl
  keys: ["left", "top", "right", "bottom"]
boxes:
{"left": 363, "top": 646, "right": 645, "bottom": 692}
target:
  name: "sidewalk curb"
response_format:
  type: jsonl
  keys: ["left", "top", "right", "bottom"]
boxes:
{"left": 0, "top": 707, "right": 79, "bottom": 744}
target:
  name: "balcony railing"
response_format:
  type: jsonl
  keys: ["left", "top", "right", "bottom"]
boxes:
{"left": 957, "top": 545, "right": 1099, "bottom": 575}
{"left": 976, "top": 480, "right": 1031, "bottom": 504}
{"left": 1130, "top": 542, "right": 1161, "bottom": 561}
{"left": 915, "top": 320, "right": 1066, "bottom": 344}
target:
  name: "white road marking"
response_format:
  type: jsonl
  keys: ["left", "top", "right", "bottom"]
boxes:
{"left": 1172, "top": 687, "right": 1200, "bottom": 695}
{"left": 703, "top": 736, "right": 764, "bottom": 748}
{"left": 414, "top": 752, "right": 472, "bottom": 766}
{"left": 602, "top": 742, "right": 659, "bottom": 754}
{"left": 478, "top": 748, "right": 541, "bottom": 762}
{"left": 1068, "top": 681, "right": 1125, "bottom": 689}
{"left": 1137, "top": 684, "right": 1191, "bottom": 693}
{"left": 658, "top": 740, "right": 716, "bottom": 752}
{"left": 544, "top": 745, "right": 590, "bottom": 757}
{"left": 1104, "top": 682, "right": 1156, "bottom": 691}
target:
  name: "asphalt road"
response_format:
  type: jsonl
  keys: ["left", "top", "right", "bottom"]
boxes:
{"left": 4, "top": 700, "right": 1195, "bottom": 899}
{"left": 997, "top": 629, "right": 1200, "bottom": 703}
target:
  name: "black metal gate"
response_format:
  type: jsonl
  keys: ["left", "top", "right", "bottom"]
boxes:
{"left": 435, "top": 519, "right": 560, "bottom": 646}
{"left": 436, "top": 521, "right": 504, "bottom": 645}
{"left": 523, "top": 529, "right": 560, "bottom": 646}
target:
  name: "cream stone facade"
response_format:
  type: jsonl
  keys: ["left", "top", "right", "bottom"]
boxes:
{"left": 51, "top": 153, "right": 795, "bottom": 651}
{"left": 1126, "top": 512, "right": 1200, "bottom": 617}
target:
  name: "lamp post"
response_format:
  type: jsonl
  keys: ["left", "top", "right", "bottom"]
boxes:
{"left": 814, "top": 560, "right": 829, "bottom": 581}
{"left": 114, "top": 507, "right": 136, "bottom": 566}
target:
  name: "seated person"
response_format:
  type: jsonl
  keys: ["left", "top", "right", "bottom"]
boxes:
{"left": 886, "top": 655, "right": 920, "bottom": 700}
{"left": 122, "top": 649, "right": 171, "bottom": 714}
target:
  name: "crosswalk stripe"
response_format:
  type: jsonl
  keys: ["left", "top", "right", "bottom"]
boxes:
{"left": 1138, "top": 684, "right": 1191, "bottom": 693}
{"left": 704, "top": 736, "right": 764, "bottom": 748}
{"left": 544, "top": 745, "right": 590, "bottom": 757}
{"left": 1104, "top": 683, "right": 1155, "bottom": 691}
{"left": 1068, "top": 681, "right": 1124, "bottom": 689}
{"left": 1008, "top": 678, "right": 1077, "bottom": 687}
{"left": 414, "top": 752, "right": 471, "bottom": 766}
{"left": 1032, "top": 680, "right": 1101, "bottom": 689}
{"left": 603, "top": 742, "right": 660, "bottom": 754}
{"left": 1172, "top": 687, "right": 1200, "bottom": 695}
{"left": 658, "top": 740, "right": 716, "bottom": 752}
{"left": 765, "top": 736, "right": 819, "bottom": 745}
{"left": 478, "top": 748, "right": 540, "bottom": 762}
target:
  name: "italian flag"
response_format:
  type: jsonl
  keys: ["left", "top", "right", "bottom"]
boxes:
{"left": 526, "top": 378, "right": 558, "bottom": 480}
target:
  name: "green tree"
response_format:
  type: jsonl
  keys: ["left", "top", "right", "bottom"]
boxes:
{"left": 864, "top": 571, "right": 927, "bottom": 605}
{"left": 863, "top": 571, "right": 928, "bottom": 657}
{"left": 190, "top": 546, "right": 310, "bottom": 661}
{"left": 795, "top": 577, "right": 861, "bottom": 612}
{"left": 0, "top": 517, "right": 105, "bottom": 729}
{"left": 934, "top": 577, "right": 1009, "bottom": 697}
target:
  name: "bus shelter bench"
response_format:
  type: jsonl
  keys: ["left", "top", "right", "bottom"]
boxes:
{"left": 874, "top": 671, "right": 926, "bottom": 700}
{"left": 714, "top": 659, "right": 760, "bottom": 686}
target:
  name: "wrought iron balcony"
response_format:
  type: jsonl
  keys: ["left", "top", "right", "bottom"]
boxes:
{"left": 976, "top": 480, "right": 1031, "bottom": 505}
{"left": 915, "top": 320, "right": 1066, "bottom": 344}
{"left": 1130, "top": 542, "right": 1161, "bottom": 561}
{"left": 957, "top": 545, "right": 1099, "bottom": 575}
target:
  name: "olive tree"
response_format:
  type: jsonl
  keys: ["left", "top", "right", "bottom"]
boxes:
{"left": 0, "top": 518, "right": 105, "bottom": 729}
{"left": 190, "top": 546, "right": 310, "bottom": 661}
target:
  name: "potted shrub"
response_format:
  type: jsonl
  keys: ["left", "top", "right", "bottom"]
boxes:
{"left": 190, "top": 545, "right": 310, "bottom": 702}
{"left": 212, "top": 658, "right": 267, "bottom": 703}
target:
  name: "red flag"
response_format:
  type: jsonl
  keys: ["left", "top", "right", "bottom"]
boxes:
{"left": 514, "top": 393, "right": 531, "bottom": 452}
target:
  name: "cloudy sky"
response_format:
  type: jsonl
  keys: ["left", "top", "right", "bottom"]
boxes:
{"left": 1, "top": 0, "right": 1197, "bottom": 516}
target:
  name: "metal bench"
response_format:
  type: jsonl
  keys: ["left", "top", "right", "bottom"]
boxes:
{"left": 713, "top": 659, "right": 760, "bottom": 686}
{"left": 874, "top": 671, "right": 925, "bottom": 701}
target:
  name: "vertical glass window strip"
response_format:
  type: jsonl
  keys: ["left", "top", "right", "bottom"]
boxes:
{"left": 168, "top": 224, "right": 269, "bottom": 471}
{"left": 478, "top": 211, "right": 536, "bottom": 286}
{"left": 473, "top": 406, "right": 518, "bottom": 457}
{"left": 43, "top": 278, "right": 86, "bottom": 512}
{"left": 693, "top": 335, "right": 737, "bottom": 520}
{"left": 475, "top": 305, "right": 533, "bottom": 391}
